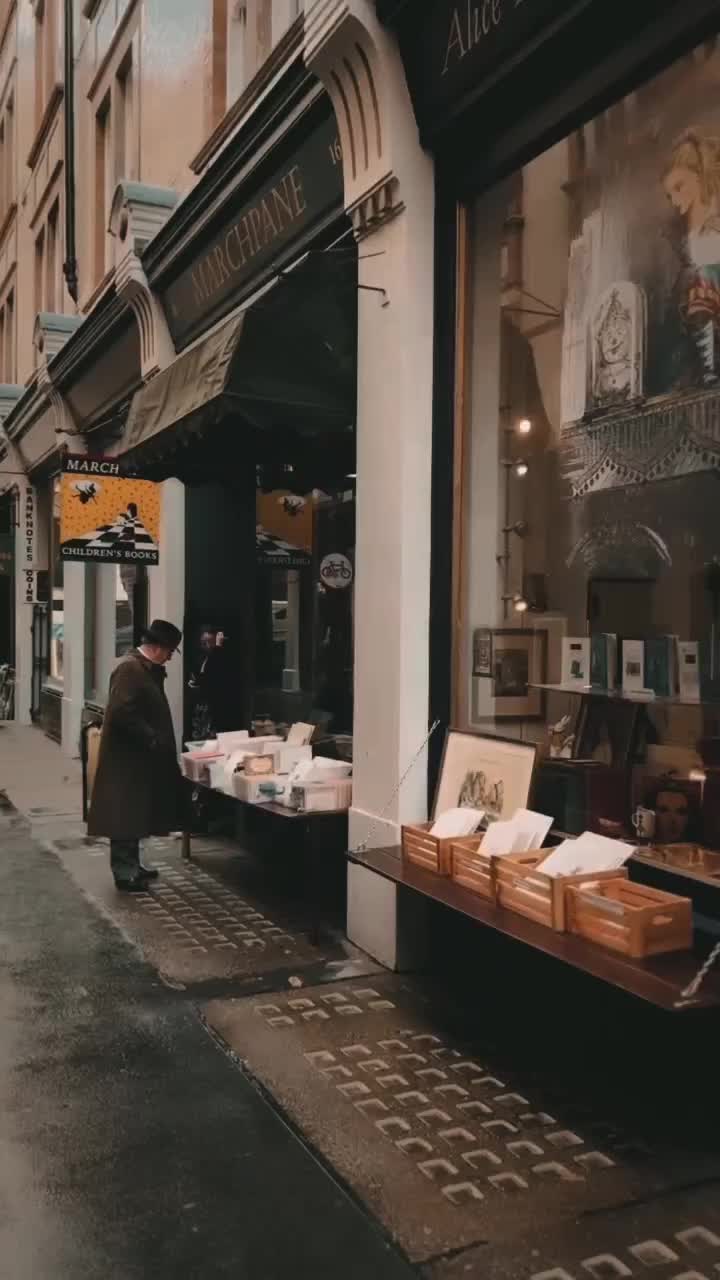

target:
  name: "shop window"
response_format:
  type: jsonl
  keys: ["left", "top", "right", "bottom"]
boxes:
{"left": 0, "top": 85, "right": 15, "bottom": 227}
{"left": 33, "top": 0, "right": 57, "bottom": 134}
{"left": 225, "top": 0, "right": 302, "bottom": 109}
{"left": 115, "top": 565, "right": 146, "bottom": 657}
{"left": 254, "top": 485, "right": 354, "bottom": 733}
{"left": 94, "top": 94, "right": 111, "bottom": 282}
{"left": 34, "top": 226, "right": 45, "bottom": 318}
{"left": 454, "top": 36, "right": 720, "bottom": 840}
{"left": 48, "top": 475, "right": 63, "bottom": 683}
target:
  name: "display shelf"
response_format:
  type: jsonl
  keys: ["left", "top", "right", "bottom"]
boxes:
{"left": 347, "top": 845, "right": 720, "bottom": 1013}
{"left": 530, "top": 682, "right": 707, "bottom": 708}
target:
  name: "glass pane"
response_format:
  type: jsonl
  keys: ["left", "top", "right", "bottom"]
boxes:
{"left": 458, "top": 37, "right": 720, "bottom": 846}
{"left": 114, "top": 565, "right": 141, "bottom": 655}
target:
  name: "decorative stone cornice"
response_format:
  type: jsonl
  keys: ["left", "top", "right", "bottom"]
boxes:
{"left": 33, "top": 314, "right": 82, "bottom": 439}
{"left": 304, "top": 0, "right": 417, "bottom": 239}
{"left": 33, "top": 313, "right": 83, "bottom": 363}
{"left": 109, "top": 182, "right": 178, "bottom": 381}
{"left": 109, "top": 181, "right": 179, "bottom": 256}
{"left": 115, "top": 250, "right": 176, "bottom": 381}
{"left": 0, "top": 385, "right": 23, "bottom": 427}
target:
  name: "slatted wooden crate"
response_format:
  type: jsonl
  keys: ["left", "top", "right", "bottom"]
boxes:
{"left": 495, "top": 852, "right": 628, "bottom": 931}
{"left": 450, "top": 837, "right": 496, "bottom": 900}
{"left": 565, "top": 879, "right": 693, "bottom": 958}
{"left": 401, "top": 823, "right": 456, "bottom": 876}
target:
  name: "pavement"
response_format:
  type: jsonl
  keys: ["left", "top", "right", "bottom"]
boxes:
{"left": 2, "top": 724, "right": 720, "bottom": 1279}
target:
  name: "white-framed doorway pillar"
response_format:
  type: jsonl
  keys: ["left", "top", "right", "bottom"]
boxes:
{"left": 305, "top": 0, "right": 435, "bottom": 967}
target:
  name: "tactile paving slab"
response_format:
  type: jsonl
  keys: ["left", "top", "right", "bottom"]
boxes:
{"left": 204, "top": 976, "right": 720, "bottom": 1265}
{"left": 52, "top": 834, "right": 326, "bottom": 985}
{"left": 426, "top": 1189, "right": 720, "bottom": 1279}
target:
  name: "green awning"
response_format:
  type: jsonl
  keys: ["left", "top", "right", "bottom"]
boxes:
{"left": 124, "top": 252, "right": 356, "bottom": 453}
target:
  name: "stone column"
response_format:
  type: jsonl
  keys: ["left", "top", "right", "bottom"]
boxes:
{"left": 148, "top": 478, "right": 185, "bottom": 746}
{"left": 61, "top": 562, "right": 86, "bottom": 757}
{"left": 305, "top": 0, "right": 435, "bottom": 967}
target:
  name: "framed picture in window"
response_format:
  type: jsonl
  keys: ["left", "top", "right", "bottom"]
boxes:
{"left": 472, "top": 628, "right": 547, "bottom": 721}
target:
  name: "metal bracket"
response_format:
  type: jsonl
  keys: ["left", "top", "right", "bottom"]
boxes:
{"left": 358, "top": 283, "right": 389, "bottom": 308}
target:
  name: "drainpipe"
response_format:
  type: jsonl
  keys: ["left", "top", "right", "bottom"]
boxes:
{"left": 62, "top": 0, "right": 79, "bottom": 304}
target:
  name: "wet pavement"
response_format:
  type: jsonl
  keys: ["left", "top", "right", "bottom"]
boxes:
{"left": 0, "top": 807, "right": 413, "bottom": 1279}
{"left": 3, "top": 727, "right": 720, "bottom": 1278}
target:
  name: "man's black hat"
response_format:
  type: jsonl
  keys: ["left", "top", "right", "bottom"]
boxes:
{"left": 142, "top": 619, "right": 182, "bottom": 652}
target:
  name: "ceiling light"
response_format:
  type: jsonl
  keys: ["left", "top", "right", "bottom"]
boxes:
{"left": 513, "top": 595, "right": 529, "bottom": 613}
{"left": 514, "top": 460, "right": 529, "bottom": 477}
{"left": 517, "top": 418, "right": 532, "bottom": 435}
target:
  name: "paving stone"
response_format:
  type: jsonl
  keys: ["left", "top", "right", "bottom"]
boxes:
{"left": 425, "top": 1190, "right": 720, "bottom": 1280}
{"left": 203, "top": 976, "right": 720, "bottom": 1265}
{"left": 50, "top": 834, "right": 352, "bottom": 987}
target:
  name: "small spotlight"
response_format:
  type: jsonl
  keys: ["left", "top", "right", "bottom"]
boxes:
{"left": 517, "top": 418, "right": 532, "bottom": 435}
{"left": 514, "top": 460, "right": 529, "bottom": 477}
{"left": 513, "top": 595, "right": 529, "bottom": 614}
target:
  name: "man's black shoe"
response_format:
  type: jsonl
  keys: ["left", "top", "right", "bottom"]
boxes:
{"left": 139, "top": 866, "right": 159, "bottom": 880}
{"left": 114, "top": 878, "right": 151, "bottom": 893}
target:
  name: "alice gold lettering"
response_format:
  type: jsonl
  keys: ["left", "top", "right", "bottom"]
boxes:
{"left": 443, "top": 8, "right": 466, "bottom": 73}
{"left": 443, "top": 0, "right": 503, "bottom": 75}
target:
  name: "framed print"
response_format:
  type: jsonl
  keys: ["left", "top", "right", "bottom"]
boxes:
{"left": 472, "top": 627, "right": 493, "bottom": 677}
{"left": 491, "top": 628, "right": 547, "bottom": 719}
{"left": 434, "top": 730, "right": 537, "bottom": 823}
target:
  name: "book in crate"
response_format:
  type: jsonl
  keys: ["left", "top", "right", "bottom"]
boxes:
{"left": 565, "top": 879, "right": 693, "bottom": 957}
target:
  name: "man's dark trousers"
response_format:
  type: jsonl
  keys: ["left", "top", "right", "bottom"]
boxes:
{"left": 110, "top": 839, "right": 142, "bottom": 884}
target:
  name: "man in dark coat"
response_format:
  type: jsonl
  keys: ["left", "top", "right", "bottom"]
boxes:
{"left": 88, "top": 619, "right": 183, "bottom": 891}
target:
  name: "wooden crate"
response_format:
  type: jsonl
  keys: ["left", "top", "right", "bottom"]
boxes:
{"left": 402, "top": 823, "right": 456, "bottom": 876}
{"left": 450, "top": 837, "right": 496, "bottom": 900}
{"left": 495, "top": 852, "right": 628, "bottom": 931}
{"left": 566, "top": 879, "right": 693, "bottom": 958}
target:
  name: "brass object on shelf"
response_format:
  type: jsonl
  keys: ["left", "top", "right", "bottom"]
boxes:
{"left": 638, "top": 843, "right": 720, "bottom": 877}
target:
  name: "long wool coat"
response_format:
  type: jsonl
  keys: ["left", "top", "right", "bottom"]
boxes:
{"left": 88, "top": 649, "right": 183, "bottom": 840}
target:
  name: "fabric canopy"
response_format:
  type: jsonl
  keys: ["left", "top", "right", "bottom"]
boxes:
{"left": 124, "top": 251, "right": 357, "bottom": 454}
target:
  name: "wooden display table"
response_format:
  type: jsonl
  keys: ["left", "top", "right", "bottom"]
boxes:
{"left": 346, "top": 845, "right": 720, "bottom": 1013}
{"left": 182, "top": 782, "right": 348, "bottom": 943}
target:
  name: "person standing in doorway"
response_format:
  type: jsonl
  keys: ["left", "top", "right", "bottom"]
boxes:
{"left": 88, "top": 619, "right": 184, "bottom": 891}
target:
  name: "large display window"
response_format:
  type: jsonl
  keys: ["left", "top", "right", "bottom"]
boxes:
{"left": 453, "top": 36, "right": 720, "bottom": 857}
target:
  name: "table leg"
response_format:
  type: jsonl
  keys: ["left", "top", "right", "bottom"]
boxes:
{"left": 181, "top": 830, "right": 192, "bottom": 861}
{"left": 305, "top": 819, "right": 322, "bottom": 947}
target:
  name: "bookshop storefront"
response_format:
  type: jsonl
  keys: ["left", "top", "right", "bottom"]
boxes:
{"left": 117, "top": 89, "right": 357, "bottom": 749}
{"left": 384, "top": 0, "right": 720, "bottom": 865}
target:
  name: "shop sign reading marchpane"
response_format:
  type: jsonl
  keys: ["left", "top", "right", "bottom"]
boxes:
{"left": 59, "top": 456, "right": 162, "bottom": 566}
{"left": 161, "top": 113, "right": 344, "bottom": 349}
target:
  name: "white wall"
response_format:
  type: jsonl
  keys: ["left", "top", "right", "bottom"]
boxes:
{"left": 349, "top": 171, "right": 435, "bottom": 850}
